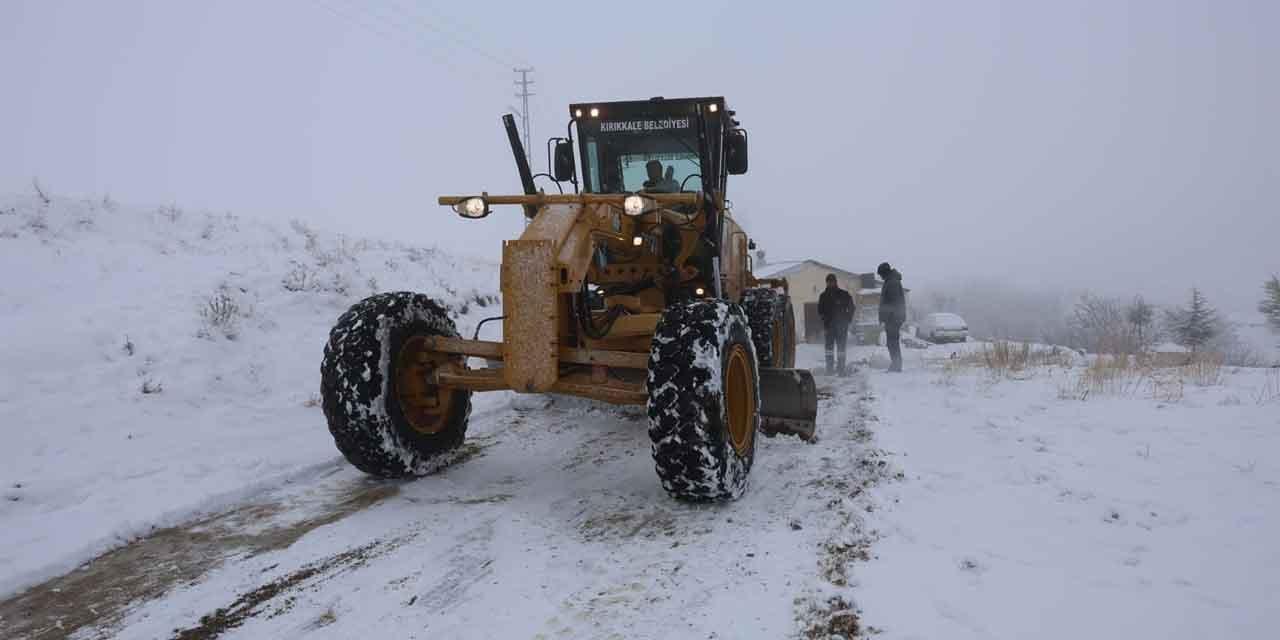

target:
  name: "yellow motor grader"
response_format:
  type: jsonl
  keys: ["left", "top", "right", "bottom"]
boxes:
{"left": 320, "top": 96, "right": 817, "bottom": 501}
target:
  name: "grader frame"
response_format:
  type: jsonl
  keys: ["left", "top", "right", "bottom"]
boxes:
{"left": 430, "top": 193, "right": 723, "bottom": 394}
{"left": 426, "top": 96, "right": 812, "bottom": 435}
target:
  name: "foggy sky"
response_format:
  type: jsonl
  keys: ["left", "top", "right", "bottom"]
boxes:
{"left": 3, "top": 0, "right": 1276, "bottom": 312}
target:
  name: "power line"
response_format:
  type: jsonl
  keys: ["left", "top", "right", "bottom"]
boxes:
{"left": 415, "top": 0, "right": 529, "bottom": 68}
{"left": 382, "top": 0, "right": 524, "bottom": 69}
{"left": 306, "top": 0, "right": 526, "bottom": 75}
{"left": 307, "top": 0, "right": 457, "bottom": 70}
{"left": 305, "top": 0, "right": 538, "bottom": 163}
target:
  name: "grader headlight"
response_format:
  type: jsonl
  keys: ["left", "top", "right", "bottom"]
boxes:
{"left": 623, "top": 194, "right": 647, "bottom": 217}
{"left": 454, "top": 197, "right": 489, "bottom": 219}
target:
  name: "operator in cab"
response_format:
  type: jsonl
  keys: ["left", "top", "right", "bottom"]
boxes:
{"left": 642, "top": 159, "right": 680, "bottom": 193}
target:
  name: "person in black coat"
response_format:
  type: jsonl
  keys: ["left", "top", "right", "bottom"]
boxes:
{"left": 818, "top": 273, "right": 855, "bottom": 376}
{"left": 877, "top": 262, "right": 906, "bottom": 372}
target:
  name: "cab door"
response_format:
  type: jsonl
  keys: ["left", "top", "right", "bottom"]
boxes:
{"left": 720, "top": 216, "right": 749, "bottom": 302}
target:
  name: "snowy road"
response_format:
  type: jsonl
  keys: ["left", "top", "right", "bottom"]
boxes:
{"left": 2, "top": 346, "right": 887, "bottom": 640}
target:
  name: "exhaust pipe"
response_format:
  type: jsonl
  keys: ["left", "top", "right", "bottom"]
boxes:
{"left": 502, "top": 113, "right": 538, "bottom": 218}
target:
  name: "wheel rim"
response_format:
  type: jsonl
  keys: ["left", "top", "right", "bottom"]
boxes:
{"left": 395, "top": 336, "right": 456, "bottom": 435}
{"left": 724, "top": 344, "right": 756, "bottom": 456}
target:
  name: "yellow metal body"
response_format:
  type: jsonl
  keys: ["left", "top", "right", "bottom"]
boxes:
{"left": 429, "top": 192, "right": 761, "bottom": 405}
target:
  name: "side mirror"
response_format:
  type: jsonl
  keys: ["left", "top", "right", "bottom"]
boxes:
{"left": 553, "top": 141, "right": 575, "bottom": 181}
{"left": 726, "top": 130, "right": 748, "bottom": 175}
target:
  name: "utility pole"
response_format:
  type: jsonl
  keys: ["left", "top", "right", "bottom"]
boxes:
{"left": 512, "top": 67, "right": 535, "bottom": 164}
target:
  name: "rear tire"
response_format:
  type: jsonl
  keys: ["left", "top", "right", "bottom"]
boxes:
{"left": 741, "top": 287, "right": 795, "bottom": 368}
{"left": 320, "top": 292, "right": 471, "bottom": 478}
{"left": 647, "top": 300, "right": 759, "bottom": 502}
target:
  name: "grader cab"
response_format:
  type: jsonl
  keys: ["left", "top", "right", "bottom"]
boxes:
{"left": 320, "top": 96, "right": 817, "bottom": 501}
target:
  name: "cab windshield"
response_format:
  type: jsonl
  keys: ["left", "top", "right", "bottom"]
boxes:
{"left": 578, "top": 116, "right": 703, "bottom": 194}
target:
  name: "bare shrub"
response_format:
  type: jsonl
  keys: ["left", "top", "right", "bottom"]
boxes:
{"left": 198, "top": 289, "right": 241, "bottom": 340}
{"left": 1067, "top": 355, "right": 1149, "bottom": 400}
{"left": 140, "top": 378, "right": 164, "bottom": 394}
{"left": 1255, "top": 368, "right": 1280, "bottom": 406}
{"left": 932, "top": 359, "right": 965, "bottom": 387}
{"left": 405, "top": 247, "right": 437, "bottom": 264}
{"left": 969, "top": 341, "right": 1073, "bottom": 375}
{"left": 325, "top": 271, "right": 352, "bottom": 296}
{"left": 290, "top": 220, "right": 319, "bottom": 252}
{"left": 122, "top": 335, "right": 135, "bottom": 356}
{"left": 282, "top": 261, "right": 317, "bottom": 292}
{"left": 32, "top": 177, "right": 51, "bottom": 205}
{"left": 1181, "top": 352, "right": 1224, "bottom": 387}
{"left": 1149, "top": 369, "right": 1185, "bottom": 403}
{"left": 983, "top": 341, "right": 1031, "bottom": 371}
{"left": 1061, "top": 353, "right": 1213, "bottom": 402}
{"left": 158, "top": 203, "right": 183, "bottom": 222}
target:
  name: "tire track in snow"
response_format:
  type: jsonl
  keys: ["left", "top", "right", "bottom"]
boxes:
{"left": 0, "top": 439, "right": 496, "bottom": 640}
{"left": 3, "top": 355, "right": 897, "bottom": 639}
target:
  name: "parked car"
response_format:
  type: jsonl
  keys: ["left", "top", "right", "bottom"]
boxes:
{"left": 918, "top": 312, "right": 969, "bottom": 343}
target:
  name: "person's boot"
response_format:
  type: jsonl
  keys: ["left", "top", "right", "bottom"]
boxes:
{"left": 838, "top": 355, "right": 848, "bottom": 377}
{"left": 825, "top": 354, "right": 835, "bottom": 376}
{"left": 888, "top": 360, "right": 903, "bottom": 373}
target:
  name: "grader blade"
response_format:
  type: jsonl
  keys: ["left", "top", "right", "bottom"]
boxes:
{"left": 758, "top": 367, "right": 817, "bottom": 441}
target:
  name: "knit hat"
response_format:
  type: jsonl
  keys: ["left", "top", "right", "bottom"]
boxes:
{"left": 876, "top": 262, "right": 892, "bottom": 277}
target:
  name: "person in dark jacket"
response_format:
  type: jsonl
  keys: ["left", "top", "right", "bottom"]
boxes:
{"left": 818, "top": 273, "right": 855, "bottom": 376}
{"left": 877, "top": 262, "right": 906, "bottom": 372}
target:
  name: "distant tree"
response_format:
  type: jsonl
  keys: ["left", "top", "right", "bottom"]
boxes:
{"left": 1125, "top": 295, "right": 1156, "bottom": 350}
{"left": 1067, "top": 293, "right": 1138, "bottom": 354}
{"left": 1260, "top": 275, "right": 1280, "bottom": 335}
{"left": 1164, "top": 288, "right": 1219, "bottom": 352}
{"left": 755, "top": 249, "right": 767, "bottom": 267}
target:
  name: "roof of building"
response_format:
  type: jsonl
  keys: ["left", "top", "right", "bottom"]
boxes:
{"left": 754, "top": 259, "right": 862, "bottom": 280}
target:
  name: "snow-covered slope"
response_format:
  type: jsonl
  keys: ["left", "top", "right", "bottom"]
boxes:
{"left": 0, "top": 193, "right": 501, "bottom": 597}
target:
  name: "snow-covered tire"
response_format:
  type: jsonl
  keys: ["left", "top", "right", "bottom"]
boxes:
{"left": 741, "top": 287, "right": 795, "bottom": 368}
{"left": 320, "top": 292, "right": 471, "bottom": 478}
{"left": 647, "top": 300, "right": 760, "bottom": 501}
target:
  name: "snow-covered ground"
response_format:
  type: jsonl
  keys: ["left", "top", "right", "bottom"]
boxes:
{"left": 853, "top": 343, "right": 1280, "bottom": 639}
{"left": 2, "top": 194, "right": 1278, "bottom": 639}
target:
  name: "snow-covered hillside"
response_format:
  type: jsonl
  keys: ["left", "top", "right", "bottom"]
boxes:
{"left": 0, "top": 192, "right": 500, "bottom": 597}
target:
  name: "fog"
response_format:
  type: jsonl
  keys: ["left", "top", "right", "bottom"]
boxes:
{"left": 3, "top": 0, "right": 1276, "bottom": 312}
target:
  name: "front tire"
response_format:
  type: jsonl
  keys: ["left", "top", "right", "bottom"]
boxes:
{"left": 320, "top": 292, "right": 471, "bottom": 478}
{"left": 647, "top": 301, "right": 759, "bottom": 502}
